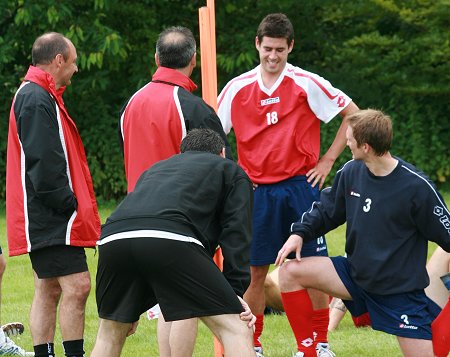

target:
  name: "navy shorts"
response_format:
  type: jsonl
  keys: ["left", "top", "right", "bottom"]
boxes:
{"left": 251, "top": 176, "right": 328, "bottom": 266}
{"left": 331, "top": 256, "right": 441, "bottom": 340}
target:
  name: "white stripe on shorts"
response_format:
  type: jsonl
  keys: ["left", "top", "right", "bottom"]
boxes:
{"left": 97, "top": 229, "right": 204, "bottom": 248}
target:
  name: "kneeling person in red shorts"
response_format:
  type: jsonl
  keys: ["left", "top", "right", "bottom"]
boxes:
{"left": 91, "top": 129, "right": 256, "bottom": 357}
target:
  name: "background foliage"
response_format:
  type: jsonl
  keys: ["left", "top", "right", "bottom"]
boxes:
{"left": 1, "top": 0, "right": 449, "bottom": 202}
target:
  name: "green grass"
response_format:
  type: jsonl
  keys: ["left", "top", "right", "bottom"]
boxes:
{"left": 0, "top": 191, "right": 448, "bottom": 356}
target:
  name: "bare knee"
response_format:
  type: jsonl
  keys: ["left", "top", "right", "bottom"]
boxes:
{"left": 72, "top": 276, "right": 91, "bottom": 301}
{"left": 279, "top": 261, "right": 305, "bottom": 292}
{"left": 71, "top": 279, "right": 91, "bottom": 304}
{"left": 202, "top": 314, "right": 252, "bottom": 344}
{"left": 61, "top": 273, "right": 91, "bottom": 303}
{"left": 35, "top": 279, "right": 62, "bottom": 303}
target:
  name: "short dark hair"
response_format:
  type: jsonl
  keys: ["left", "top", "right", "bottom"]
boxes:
{"left": 257, "top": 13, "right": 294, "bottom": 45}
{"left": 347, "top": 109, "right": 393, "bottom": 156}
{"left": 156, "top": 26, "right": 196, "bottom": 69}
{"left": 180, "top": 129, "right": 224, "bottom": 155}
{"left": 32, "top": 32, "right": 70, "bottom": 66}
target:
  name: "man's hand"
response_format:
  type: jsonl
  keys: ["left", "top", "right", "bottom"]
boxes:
{"left": 306, "top": 156, "right": 334, "bottom": 189}
{"left": 275, "top": 234, "right": 303, "bottom": 266}
{"left": 238, "top": 296, "right": 256, "bottom": 328}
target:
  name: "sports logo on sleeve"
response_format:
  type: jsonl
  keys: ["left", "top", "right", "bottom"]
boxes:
{"left": 434, "top": 206, "right": 450, "bottom": 234}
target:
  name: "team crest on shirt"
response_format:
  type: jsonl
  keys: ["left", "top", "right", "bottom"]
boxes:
{"left": 260, "top": 97, "right": 280, "bottom": 106}
{"left": 337, "top": 95, "right": 346, "bottom": 107}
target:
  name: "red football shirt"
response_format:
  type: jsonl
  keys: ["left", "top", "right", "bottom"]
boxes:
{"left": 218, "top": 63, "right": 351, "bottom": 184}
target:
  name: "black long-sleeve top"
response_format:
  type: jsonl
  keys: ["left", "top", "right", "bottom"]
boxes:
{"left": 100, "top": 151, "right": 253, "bottom": 297}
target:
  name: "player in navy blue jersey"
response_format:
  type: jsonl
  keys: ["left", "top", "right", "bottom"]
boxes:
{"left": 276, "top": 109, "right": 450, "bottom": 357}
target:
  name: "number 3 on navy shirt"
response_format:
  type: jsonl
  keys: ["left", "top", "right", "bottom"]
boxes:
{"left": 363, "top": 198, "right": 372, "bottom": 212}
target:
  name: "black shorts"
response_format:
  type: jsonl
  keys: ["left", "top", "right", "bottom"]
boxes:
{"left": 96, "top": 237, "right": 243, "bottom": 323}
{"left": 29, "top": 245, "right": 88, "bottom": 279}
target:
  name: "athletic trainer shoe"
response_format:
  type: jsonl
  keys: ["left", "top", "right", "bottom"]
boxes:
{"left": 292, "top": 352, "right": 305, "bottom": 357}
{"left": 1, "top": 323, "right": 24, "bottom": 338}
{"left": 0, "top": 336, "right": 34, "bottom": 356}
{"left": 316, "top": 343, "right": 336, "bottom": 357}
{"left": 254, "top": 346, "right": 264, "bottom": 357}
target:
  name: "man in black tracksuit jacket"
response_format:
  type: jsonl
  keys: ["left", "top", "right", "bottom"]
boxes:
{"left": 91, "top": 129, "right": 256, "bottom": 357}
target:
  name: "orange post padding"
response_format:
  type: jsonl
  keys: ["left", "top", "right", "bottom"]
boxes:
{"left": 199, "top": 2, "right": 225, "bottom": 356}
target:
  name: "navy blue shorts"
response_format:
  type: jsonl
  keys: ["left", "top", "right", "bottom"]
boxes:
{"left": 251, "top": 176, "right": 328, "bottom": 266}
{"left": 331, "top": 256, "right": 441, "bottom": 340}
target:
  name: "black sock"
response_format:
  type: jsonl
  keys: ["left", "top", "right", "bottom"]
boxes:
{"left": 34, "top": 343, "right": 55, "bottom": 357}
{"left": 62, "top": 339, "right": 84, "bottom": 357}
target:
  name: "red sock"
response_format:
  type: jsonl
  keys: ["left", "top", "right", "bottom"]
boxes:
{"left": 432, "top": 297, "right": 450, "bottom": 357}
{"left": 253, "top": 314, "right": 264, "bottom": 348}
{"left": 352, "top": 312, "right": 372, "bottom": 327}
{"left": 281, "top": 289, "right": 316, "bottom": 357}
{"left": 312, "top": 308, "right": 329, "bottom": 345}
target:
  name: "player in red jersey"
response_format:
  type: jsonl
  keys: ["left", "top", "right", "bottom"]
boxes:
{"left": 218, "top": 13, "right": 358, "bottom": 357}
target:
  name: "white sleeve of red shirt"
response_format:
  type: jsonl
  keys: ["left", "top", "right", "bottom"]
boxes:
{"left": 289, "top": 66, "right": 351, "bottom": 123}
{"left": 217, "top": 68, "right": 259, "bottom": 134}
{"left": 218, "top": 64, "right": 351, "bottom": 129}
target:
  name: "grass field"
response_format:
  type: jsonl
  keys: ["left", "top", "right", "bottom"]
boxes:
{"left": 0, "top": 191, "right": 448, "bottom": 356}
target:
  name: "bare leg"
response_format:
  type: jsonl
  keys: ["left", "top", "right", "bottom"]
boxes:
{"left": 264, "top": 268, "right": 284, "bottom": 311}
{"left": 308, "top": 288, "right": 329, "bottom": 310}
{"left": 425, "top": 247, "right": 450, "bottom": 308}
{"left": 157, "top": 314, "right": 171, "bottom": 357}
{"left": 397, "top": 336, "right": 434, "bottom": 357}
{"left": 58, "top": 271, "right": 91, "bottom": 341}
{"left": 157, "top": 314, "right": 198, "bottom": 357}
{"left": 279, "top": 257, "right": 351, "bottom": 300}
{"left": 29, "top": 272, "right": 62, "bottom": 344}
{"left": 244, "top": 265, "right": 270, "bottom": 317}
{"left": 0, "top": 255, "right": 6, "bottom": 323}
{"left": 201, "top": 314, "right": 254, "bottom": 357}
{"left": 169, "top": 319, "right": 197, "bottom": 357}
{"left": 328, "top": 297, "right": 347, "bottom": 331}
{"left": 91, "top": 319, "right": 131, "bottom": 357}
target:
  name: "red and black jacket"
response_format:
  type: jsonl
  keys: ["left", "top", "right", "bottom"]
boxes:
{"left": 6, "top": 66, "right": 100, "bottom": 256}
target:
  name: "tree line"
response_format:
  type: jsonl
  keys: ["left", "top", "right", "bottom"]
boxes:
{"left": 1, "top": 0, "right": 448, "bottom": 202}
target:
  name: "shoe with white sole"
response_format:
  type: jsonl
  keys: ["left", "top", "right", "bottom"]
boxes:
{"left": 0, "top": 336, "right": 34, "bottom": 356}
{"left": 254, "top": 346, "right": 264, "bottom": 357}
{"left": 292, "top": 351, "right": 305, "bottom": 357}
{"left": 316, "top": 342, "right": 336, "bottom": 357}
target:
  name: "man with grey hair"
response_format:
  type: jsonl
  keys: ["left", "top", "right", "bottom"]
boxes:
{"left": 118, "top": 26, "right": 232, "bottom": 356}
{"left": 119, "top": 26, "right": 231, "bottom": 193}
{"left": 6, "top": 32, "right": 100, "bottom": 357}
